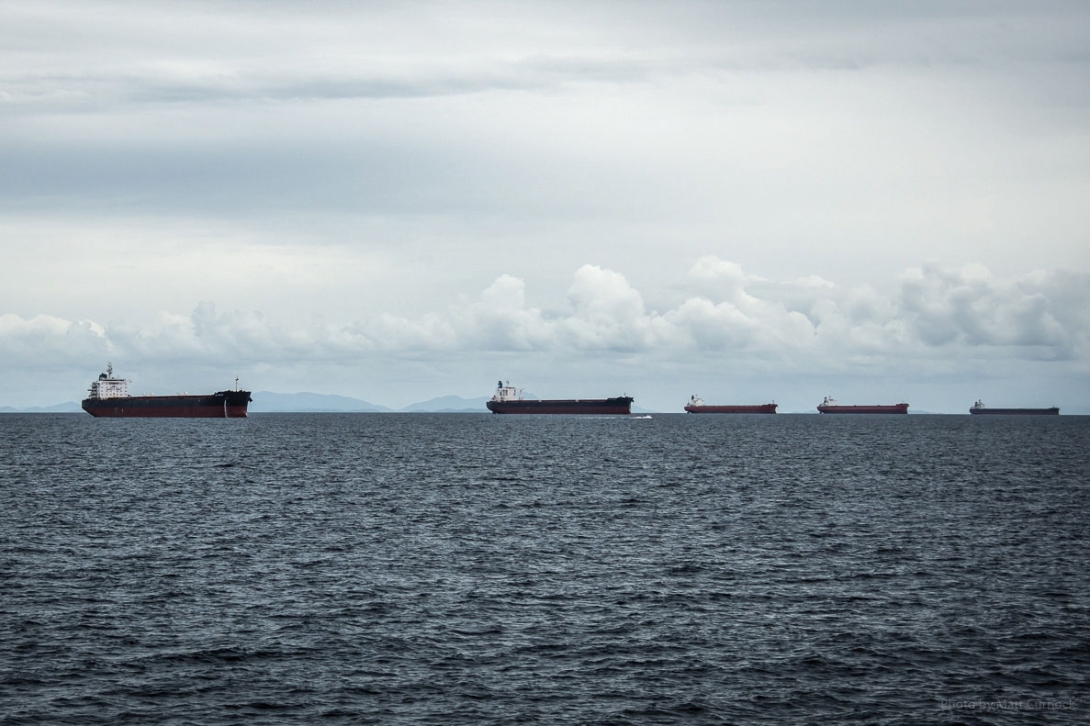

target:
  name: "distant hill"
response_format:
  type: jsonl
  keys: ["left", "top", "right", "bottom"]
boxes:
{"left": 400, "top": 395, "right": 490, "bottom": 413}
{"left": 250, "top": 391, "right": 491, "bottom": 413}
{"left": 249, "top": 391, "right": 391, "bottom": 413}
{"left": 0, "top": 401, "right": 82, "bottom": 413}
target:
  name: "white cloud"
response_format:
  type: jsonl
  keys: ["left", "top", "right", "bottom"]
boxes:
{"left": 455, "top": 274, "right": 552, "bottom": 351}
{"left": 4, "top": 260, "right": 1087, "bottom": 372}
{"left": 0, "top": 313, "right": 109, "bottom": 362}
{"left": 898, "top": 262, "right": 1084, "bottom": 356}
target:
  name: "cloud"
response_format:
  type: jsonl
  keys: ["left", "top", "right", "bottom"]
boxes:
{"left": 898, "top": 262, "right": 1084, "bottom": 356}
{"left": 7, "top": 1, "right": 1087, "bottom": 129}
{"left": 4, "top": 261, "right": 1087, "bottom": 376}
{"left": 0, "top": 314, "right": 109, "bottom": 364}
{"left": 560, "top": 265, "right": 666, "bottom": 351}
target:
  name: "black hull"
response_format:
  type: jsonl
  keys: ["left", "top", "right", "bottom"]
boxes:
{"left": 685, "top": 404, "right": 778, "bottom": 414}
{"left": 487, "top": 397, "right": 633, "bottom": 415}
{"left": 817, "top": 404, "right": 909, "bottom": 414}
{"left": 82, "top": 391, "right": 252, "bottom": 418}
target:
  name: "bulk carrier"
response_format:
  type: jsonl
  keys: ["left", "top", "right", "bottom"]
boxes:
{"left": 969, "top": 400, "right": 1059, "bottom": 416}
{"left": 486, "top": 381, "right": 633, "bottom": 415}
{"left": 684, "top": 395, "right": 777, "bottom": 414}
{"left": 81, "top": 365, "right": 252, "bottom": 418}
{"left": 817, "top": 396, "right": 909, "bottom": 414}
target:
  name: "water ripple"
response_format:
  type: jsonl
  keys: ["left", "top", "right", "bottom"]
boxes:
{"left": 2, "top": 413, "right": 1088, "bottom": 724}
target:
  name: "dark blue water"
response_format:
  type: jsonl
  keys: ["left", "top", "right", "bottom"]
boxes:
{"left": 2, "top": 413, "right": 1088, "bottom": 724}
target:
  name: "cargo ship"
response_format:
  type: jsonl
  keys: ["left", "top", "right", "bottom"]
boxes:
{"left": 486, "top": 381, "right": 633, "bottom": 415}
{"left": 81, "top": 364, "right": 252, "bottom": 418}
{"left": 817, "top": 396, "right": 909, "bottom": 414}
{"left": 969, "top": 400, "right": 1059, "bottom": 416}
{"left": 684, "top": 395, "right": 777, "bottom": 414}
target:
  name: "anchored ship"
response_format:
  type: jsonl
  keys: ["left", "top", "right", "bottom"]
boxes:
{"left": 684, "top": 395, "right": 777, "bottom": 414}
{"left": 969, "top": 400, "right": 1059, "bottom": 416}
{"left": 486, "top": 381, "right": 633, "bottom": 415}
{"left": 81, "top": 364, "right": 252, "bottom": 418}
{"left": 817, "top": 396, "right": 909, "bottom": 414}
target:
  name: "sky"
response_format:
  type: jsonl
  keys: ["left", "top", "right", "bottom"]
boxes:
{"left": 2, "top": 0, "right": 1089, "bottom": 413}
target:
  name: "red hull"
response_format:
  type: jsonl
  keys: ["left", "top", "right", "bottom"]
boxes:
{"left": 685, "top": 404, "right": 777, "bottom": 414}
{"left": 817, "top": 403, "right": 909, "bottom": 414}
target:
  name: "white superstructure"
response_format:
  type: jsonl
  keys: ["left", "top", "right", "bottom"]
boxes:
{"left": 87, "top": 363, "right": 130, "bottom": 400}
{"left": 491, "top": 380, "right": 523, "bottom": 402}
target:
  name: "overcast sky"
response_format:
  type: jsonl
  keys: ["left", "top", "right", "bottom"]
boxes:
{"left": 2, "top": 0, "right": 1088, "bottom": 412}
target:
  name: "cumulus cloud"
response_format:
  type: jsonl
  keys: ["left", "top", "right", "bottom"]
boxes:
{"left": 0, "top": 314, "right": 111, "bottom": 365}
{"left": 3, "top": 261, "right": 1087, "bottom": 377}
{"left": 899, "top": 262, "right": 1078, "bottom": 355}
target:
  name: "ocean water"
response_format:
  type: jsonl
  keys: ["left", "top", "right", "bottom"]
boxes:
{"left": 2, "top": 413, "right": 1088, "bottom": 725}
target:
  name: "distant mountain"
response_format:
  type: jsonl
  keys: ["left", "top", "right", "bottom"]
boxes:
{"left": 250, "top": 391, "right": 490, "bottom": 413}
{"left": 0, "top": 401, "right": 82, "bottom": 413}
{"left": 249, "top": 391, "right": 391, "bottom": 413}
{"left": 400, "top": 395, "right": 490, "bottom": 413}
